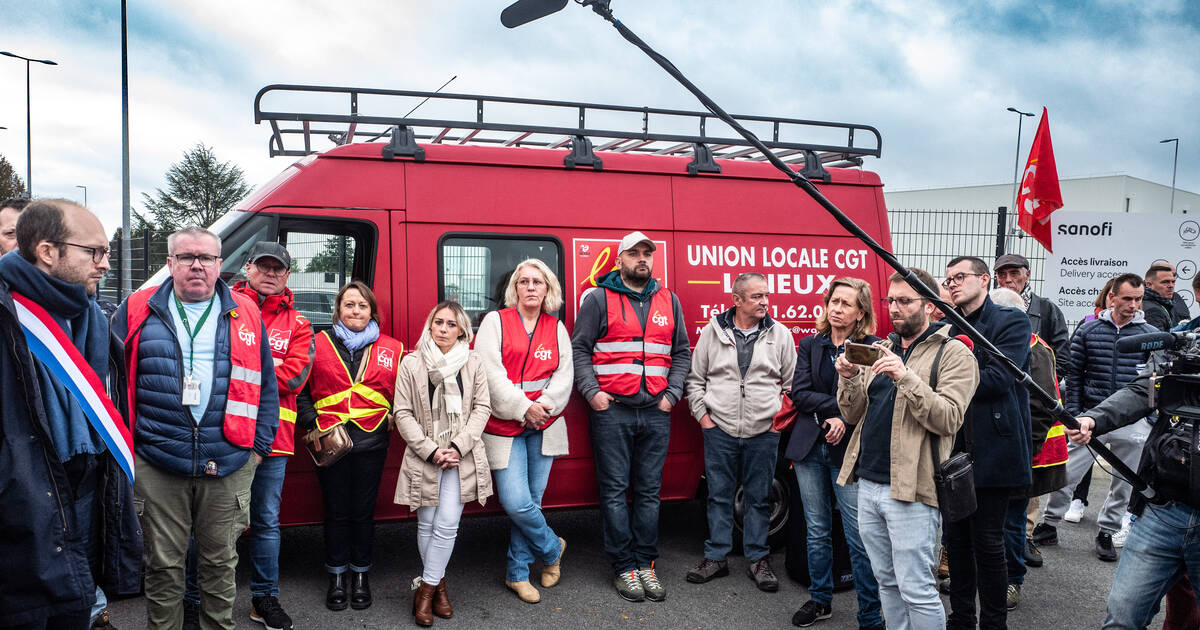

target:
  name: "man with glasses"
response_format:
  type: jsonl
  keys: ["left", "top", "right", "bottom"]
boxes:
{"left": 684, "top": 272, "right": 796, "bottom": 592}
{"left": 0, "top": 200, "right": 140, "bottom": 629}
{"left": 0, "top": 196, "right": 30, "bottom": 254}
{"left": 941, "top": 256, "right": 1032, "bottom": 630}
{"left": 835, "top": 268, "right": 978, "bottom": 629}
{"left": 112, "top": 227, "right": 279, "bottom": 630}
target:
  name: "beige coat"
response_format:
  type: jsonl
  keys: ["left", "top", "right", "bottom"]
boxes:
{"left": 473, "top": 310, "right": 572, "bottom": 469}
{"left": 392, "top": 352, "right": 493, "bottom": 509}
{"left": 836, "top": 326, "right": 979, "bottom": 508}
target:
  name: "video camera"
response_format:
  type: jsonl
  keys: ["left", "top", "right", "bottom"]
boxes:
{"left": 1115, "top": 330, "right": 1200, "bottom": 507}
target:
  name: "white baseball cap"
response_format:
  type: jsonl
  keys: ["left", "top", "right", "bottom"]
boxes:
{"left": 617, "top": 231, "right": 656, "bottom": 256}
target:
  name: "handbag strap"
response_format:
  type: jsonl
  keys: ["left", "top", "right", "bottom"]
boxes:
{"left": 926, "top": 335, "right": 968, "bottom": 467}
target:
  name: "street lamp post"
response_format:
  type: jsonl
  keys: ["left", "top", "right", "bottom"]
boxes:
{"left": 0, "top": 51, "right": 58, "bottom": 198}
{"left": 76, "top": 185, "right": 87, "bottom": 207}
{"left": 1007, "top": 107, "right": 1036, "bottom": 216}
{"left": 1161, "top": 138, "right": 1179, "bottom": 214}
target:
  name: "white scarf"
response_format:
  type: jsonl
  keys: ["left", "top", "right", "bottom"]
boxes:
{"left": 418, "top": 333, "right": 470, "bottom": 448}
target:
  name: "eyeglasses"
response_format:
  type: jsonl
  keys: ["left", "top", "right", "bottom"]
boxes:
{"left": 253, "top": 260, "right": 288, "bottom": 276}
{"left": 942, "top": 272, "right": 983, "bottom": 288}
{"left": 882, "top": 296, "right": 923, "bottom": 307}
{"left": 172, "top": 253, "right": 222, "bottom": 268}
{"left": 54, "top": 241, "right": 111, "bottom": 264}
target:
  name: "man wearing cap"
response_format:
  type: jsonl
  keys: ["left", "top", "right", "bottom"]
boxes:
{"left": 994, "top": 253, "right": 1069, "bottom": 377}
{"left": 181, "top": 242, "right": 314, "bottom": 629}
{"left": 572, "top": 231, "right": 691, "bottom": 603}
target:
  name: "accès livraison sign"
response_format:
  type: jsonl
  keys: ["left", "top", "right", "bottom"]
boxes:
{"left": 1044, "top": 211, "right": 1200, "bottom": 325}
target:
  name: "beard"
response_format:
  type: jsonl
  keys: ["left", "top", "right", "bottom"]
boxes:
{"left": 892, "top": 308, "right": 927, "bottom": 340}
{"left": 51, "top": 261, "right": 98, "bottom": 295}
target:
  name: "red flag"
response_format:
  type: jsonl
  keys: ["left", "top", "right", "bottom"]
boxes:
{"left": 1016, "top": 108, "right": 1063, "bottom": 252}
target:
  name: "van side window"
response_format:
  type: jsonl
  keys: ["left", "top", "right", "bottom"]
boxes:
{"left": 439, "top": 235, "right": 563, "bottom": 326}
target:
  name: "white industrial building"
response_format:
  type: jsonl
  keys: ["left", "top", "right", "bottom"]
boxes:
{"left": 884, "top": 174, "right": 1197, "bottom": 215}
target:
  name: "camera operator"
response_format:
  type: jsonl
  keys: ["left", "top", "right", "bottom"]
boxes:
{"left": 1071, "top": 345, "right": 1200, "bottom": 629}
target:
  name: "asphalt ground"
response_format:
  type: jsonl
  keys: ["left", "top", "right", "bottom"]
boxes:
{"left": 108, "top": 464, "right": 1150, "bottom": 629}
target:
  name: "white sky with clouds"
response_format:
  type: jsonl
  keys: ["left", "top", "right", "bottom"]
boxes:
{"left": 1, "top": 0, "right": 1197, "bottom": 235}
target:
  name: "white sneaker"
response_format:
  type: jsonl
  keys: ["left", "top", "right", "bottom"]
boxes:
{"left": 1112, "top": 526, "right": 1129, "bottom": 548}
{"left": 1064, "top": 499, "right": 1086, "bottom": 523}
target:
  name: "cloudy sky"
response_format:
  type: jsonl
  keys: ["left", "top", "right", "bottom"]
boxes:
{"left": 2, "top": 0, "right": 1197, "bottom": 235}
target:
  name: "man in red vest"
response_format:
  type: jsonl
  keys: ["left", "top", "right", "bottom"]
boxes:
{"left": 571, "top": 231, "right": 690, "bottom": 603}
{"left": 112, "top": 227, "right": 279, "bottom": 630}
{"left": 181, "top": 241, "right": 313, "bottom": 630}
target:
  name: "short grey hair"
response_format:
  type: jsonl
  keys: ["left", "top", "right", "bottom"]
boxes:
{"left": 732, "top": 272, "right": 767, "bottom": 296}
{"left": 989, "top": 287, "right": 1026, "bottom": 312}
{"left": 167, "top": 226, "right": 222, "bottom": 256}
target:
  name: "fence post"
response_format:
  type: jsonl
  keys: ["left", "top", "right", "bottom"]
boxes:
{"left": 994, "top": 206, "right": 1008, "bottom": 259}
{"left": 143, "top": 230, "right": 151, "bottom": 284}
{"left": 114, "top": 233, "right": 123, "bottom": 301}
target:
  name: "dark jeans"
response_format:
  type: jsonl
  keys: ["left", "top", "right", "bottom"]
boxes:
{"left": 946, "top": 486, "right": 1013, "bottom": 630}
{"left": 589, "top": 402, "right": 671, "bottom": 574}
{"left": 315, "top": 447, "right": 389, "bottom": 573}
{"left": 702, "top": 425, "right": 779, "bottom": 563}
{"left": 1004, "top": 496, "right": 1029, "bottom": 586}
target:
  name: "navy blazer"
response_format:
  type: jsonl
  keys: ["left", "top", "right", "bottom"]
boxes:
{"left": 948, "top": 296, "right": 1033, "bottom": 488}
{"left": 785, "top": 332, "right": 880, "bottom": 464}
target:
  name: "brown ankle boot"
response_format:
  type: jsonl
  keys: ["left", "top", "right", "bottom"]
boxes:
{"left": 413, "top": 581, "right": 436, "bottom": 626}
{"left": 433, "top": 578, "right": 453, "bottom": 619}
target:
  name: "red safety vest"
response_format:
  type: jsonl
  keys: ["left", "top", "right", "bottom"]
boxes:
{"left": 486, "top": 308, "right": 562, "bottom": 437}
{"left": 124, "top": 286, "right": 264, "bottom": 449}
{"left": 592, "top": 288, "right": 675, "bottom": 396}
{"left": 309, "top": 331, "right": 403, "bottom": 432}
{"left": 1031, "top": 334, "right": 1069, "bottom": 468}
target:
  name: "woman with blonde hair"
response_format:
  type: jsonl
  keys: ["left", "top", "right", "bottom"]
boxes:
{"left": 786, "top": 277, "right": 884, "bottom": 628}
{"left": 474, "top": 259, "right": 573, "bottom": 603}
{"left": 393, "top": 300, "right": 492, "bottom": 626}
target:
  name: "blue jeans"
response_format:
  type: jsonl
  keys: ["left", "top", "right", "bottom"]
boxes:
{"left": 857, "top": 479, "right": 945, "bottom": 630}
{"left": 590, "top": 402, "right": 671, "bottom": 574}
{"left": 1004, "top": 496, "right": 1029, "bottom": 586}
{"left": 249, "top": 455, "right": 288, "bottom": 596}
{"left": 184, "top": 455, "right": 289, "bottom": 600}
{"left": 793, "top": 442, "right": 883, "bottom": 627}
{"left": 494, "top": 429, "right": 562, "bottom": 582}
{"left": 702, "top": 425, "right": 779, "bottom": 563}
{"left": 1104, "top": 502, "right": 1200, "bottom": 629}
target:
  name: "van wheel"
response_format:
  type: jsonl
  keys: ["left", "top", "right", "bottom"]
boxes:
{"left": 732, "top": 473, "right": 791, "bottom": 551}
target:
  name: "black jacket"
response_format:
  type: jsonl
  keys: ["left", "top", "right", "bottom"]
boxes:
{"left": 1027, "top": 292, "right": 1070, "bottom": 377}
{"left": 1088, "top": 352, "right": 1167, "bottom": 515}
{"left": 949, "top": 297, "right": 1033, "bottom": 488}
{"left": 785, "top": 332, "right": 880, "bottom": 464}
{"left": 1065, "top": 311, "right": 1156, "bottom": 415}
{"left": 0, "top": 279, "right": 141, "bottom": 625}
{"left": 1144, "top": 288, "right": 1191, "bottom": 332}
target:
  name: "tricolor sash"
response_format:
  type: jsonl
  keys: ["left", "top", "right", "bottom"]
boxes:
{"left": 12, "top": 292, "right": 135, "bottom": 481}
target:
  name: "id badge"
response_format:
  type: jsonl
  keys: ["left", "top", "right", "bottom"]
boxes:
{"left": 182, "top": 375, "right": 202, "bottom": 406}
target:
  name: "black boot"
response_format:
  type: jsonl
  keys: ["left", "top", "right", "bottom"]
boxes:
{"left": 350, "top": 570, "right": 372, "bottom": 610}
{"left": 326, "top": 572, "right": 348, "bottom": 611}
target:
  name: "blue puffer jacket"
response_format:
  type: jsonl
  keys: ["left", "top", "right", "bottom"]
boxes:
{"left": 111, "top": 279, "right": 279, "bottom": 477}
{"left": 1065, "top": 309, "right": 1157, "bottom": 415}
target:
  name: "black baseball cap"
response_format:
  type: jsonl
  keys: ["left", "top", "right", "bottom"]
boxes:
{"left": 247, "top": 241, "right": 292, "bottom": 269}
{"left": 994, "top": 253, "right": 1030, "bottom": 271}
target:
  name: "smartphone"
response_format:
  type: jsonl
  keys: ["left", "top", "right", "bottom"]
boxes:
{"left": 844, "top": 342, "right": 882, "bottom": 366}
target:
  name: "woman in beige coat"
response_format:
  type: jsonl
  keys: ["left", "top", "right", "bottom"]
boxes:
{"left": 392, "top": 300, "right": 492, "bottom": 626}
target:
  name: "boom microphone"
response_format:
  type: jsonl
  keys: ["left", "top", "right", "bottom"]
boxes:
{"left": 501, "top": 0, "right": 569, "bottom": 28}
{"left": 1114, "top": 331, "right": 1189, "bottom": 353}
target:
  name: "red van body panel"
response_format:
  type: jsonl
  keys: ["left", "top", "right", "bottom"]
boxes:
{"left": 228, "top": 143, "right": 893, "bottom": 527}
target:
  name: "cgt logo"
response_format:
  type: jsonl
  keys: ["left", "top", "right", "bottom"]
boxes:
{"left": 533, "top": 344, "right": 553, "bottom": 361}
{"left": 268, "top": 328, "right": 292, "bottom": 352}
{"left": 238, "top": 328, "right": 256, "bottom": 346}
{"left": 652, "top": 312, "right": 668, "bottom": 326}
{"left": 377, "top": 347, "right": 394, "bottom": 370}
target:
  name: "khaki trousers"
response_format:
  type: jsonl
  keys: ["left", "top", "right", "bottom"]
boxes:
{"left": 134, "top": 457, "right": 257, "bottom": 630}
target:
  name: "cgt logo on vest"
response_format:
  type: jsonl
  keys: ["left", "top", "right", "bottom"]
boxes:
{"left": 268, "top": 328, "right": 292, "bottom": 352}
{"left": 238, "top": 328, "right": 256, "bottom": 346}
{"left": 533, "top": 344, "right": 553, "bottom": 361}
{"left": 652, "top": 312, "right": 669, "bottom": 326}
{"left": 377, "top": 347, "right": 394, "bottom": 370}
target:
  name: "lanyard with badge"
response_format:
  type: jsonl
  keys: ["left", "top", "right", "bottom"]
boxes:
{"left": 176, "top": 295, "right": 215, "bottom": 406}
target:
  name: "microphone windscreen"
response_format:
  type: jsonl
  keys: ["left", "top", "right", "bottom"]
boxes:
{"left": 954, "top": 334, "right": 975, "bottom": 351}
{"left": 501, "top": 0, "right": 569, "bottom": 28}
{"left": 1115, "top": 331, "right": 1176, "bottom": 353}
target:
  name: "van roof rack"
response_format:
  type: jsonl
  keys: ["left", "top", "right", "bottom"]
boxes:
{"left": 254, "top": 84, "right": 882, "bottom": 172}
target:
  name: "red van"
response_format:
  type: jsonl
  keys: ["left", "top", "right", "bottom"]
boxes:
{"left": 198, "top": 86, "right": 893, "bottom": 552}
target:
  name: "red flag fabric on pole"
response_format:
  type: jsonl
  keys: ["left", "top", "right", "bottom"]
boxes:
{"left": 1016, "top": 108, "right": 1063, "bottom": 252}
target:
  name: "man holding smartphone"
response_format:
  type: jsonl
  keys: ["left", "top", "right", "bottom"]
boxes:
{"left": 835, "top": 268, "right": 979, "bottom": 630}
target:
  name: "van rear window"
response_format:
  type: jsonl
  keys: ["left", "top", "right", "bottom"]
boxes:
{"left": 439, "top": 235, "right": 563, "bottom": 326}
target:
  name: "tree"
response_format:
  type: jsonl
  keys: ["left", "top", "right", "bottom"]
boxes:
{"left": 0, "top": 153, "right": 26, "bottom": 200}
{"left": 305, "top": 235, "right": 354, "bottom": 274}
{"left": 141, "top": 143, "right": 251, "bottom": 230}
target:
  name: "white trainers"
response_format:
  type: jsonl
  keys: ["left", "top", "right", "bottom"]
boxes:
{"left": 1113, "top": 513, "right": 1132, "bottom": 548}
{"left": 1064, "top": 498, "right": 1086, "bottom": 523}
